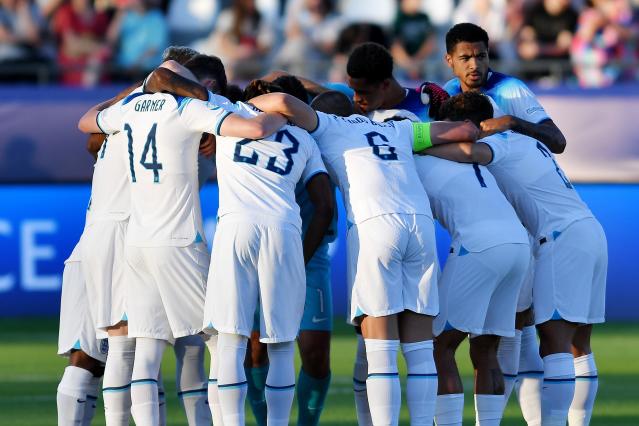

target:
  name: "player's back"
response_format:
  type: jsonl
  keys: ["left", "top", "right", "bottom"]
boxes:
{"left": 312, "top": 112, "right": 430, "bottom": 225}
{"left": 414, "top": 155, "right": 528, "bottom": 251}
{"left": 215, "top": 102, "right": 325, "bottom": 232}
{"left": 482, "top": 131, "right": 593, "bottom": 239}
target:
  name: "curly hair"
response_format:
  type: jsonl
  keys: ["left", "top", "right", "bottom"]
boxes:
{"left": 346, "top": 42, "right": 393, "bottom": 83}
{"left": 440, "top": 92, "right": 493, "bottom": 127}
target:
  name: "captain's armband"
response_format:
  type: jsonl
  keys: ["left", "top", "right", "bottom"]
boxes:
{"left": 412, "top": 122, "right": 432, "bottom": 152}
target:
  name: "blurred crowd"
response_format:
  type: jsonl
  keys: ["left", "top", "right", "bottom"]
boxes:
{"left": 1, "top": 0, "right": 638, "bottom": 87}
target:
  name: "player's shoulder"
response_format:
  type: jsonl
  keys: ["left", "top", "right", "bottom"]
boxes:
{"left": 484, "top": 70, "right": 533, "bottom": 96}
{"left": 443, "top": 78, "right": 462, "bottom": 96}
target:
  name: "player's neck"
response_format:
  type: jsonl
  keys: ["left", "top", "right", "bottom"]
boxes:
{"left": 382, "top": 79, "right": 406, "bottom": 109}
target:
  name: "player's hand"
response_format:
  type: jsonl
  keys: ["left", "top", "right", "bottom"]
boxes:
{"left": 420, "top": 82, "right": 450, "bottom": 119}
{"left": 480, "top": 116, "right": 514, "bottom": 138}
{"left": 199, "top": 133, "right": 216, "bottom": 158}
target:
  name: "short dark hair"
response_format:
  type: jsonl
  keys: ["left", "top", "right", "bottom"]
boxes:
{"left": 445, "top": 23, "right": 489, "bottom": 54}
{"left": 272, "top": 75, "right": 308, "bottom": 104}
{"left": 242, "top": 79, "right": 283, "bottom": 101}
{"left": 440, "top": 92, "right": 493, "bottom": 127}
{"left": 311, "top": 91, "right": 353, "bottom": 117}
{"left": 183, "top": 54, "right": 228, "bottom": 95}
{"left": 225, "top": 84, "right": 244, "bottom": 103}
{"left": 161, "top": 46, "right": 199, "bottom": 65}
{"left": 346, "top": 42, "right": 393, "bottom": 83}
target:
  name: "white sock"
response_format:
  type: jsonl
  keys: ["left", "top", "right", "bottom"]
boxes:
{"left": 365, "top": 339, "right": 401, "bottom": 426}
{"left": 157, "top": 371, "right": 167, "bottom": 426}
{"left": 175, "top": 335, "right": 211, "bottom": 425}
{"left": 82, "top": 375, "right": 101, "bottom": 426}
{"left": 353, "top": 334, "right": 373, "bottom": 426}
{"left": 497, "top": 330, "right": 522, "bottom": 408}
{"left": 103, "top": 336, "right": 135, "bottom": 426}
{"left": 130, "top": 338, "right": 167, "bottom": 426}
{"left": 265, "top": 341, "right": 296, "bottom": 426}
{"left": 57, "top": 366, "right": 93, "bottom": 425}
{"left": 435, "top": 393, "right": 464, "bottom": 426}
{"left": 516, "top": 326, "right": 543, "bottom": 426}
{"left": 204, "top": 335, "right": 224, "bottom": 426}
{"left": 542, "top": 353, "right": 576, "bottom": 426}
{"left": 216, "top": 333, "right": 248, "bottom": 426}
{"left": 402, "top": 340, "right": 437, "bottom": 425}
{"left": 568, "top": 354, "right": 598, "bottom": 426}
{"left": 474, "top": 394, "right": 504, "bottom": 425}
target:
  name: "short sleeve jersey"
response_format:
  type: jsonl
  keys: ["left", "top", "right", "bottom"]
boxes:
{"left": 214, "top": 102, "right": 327, "bottom": 232}
{"left": 97, "top": 92, "right": 232, "bottom": 247}
{"left": 311, "top": 112, "right": 431, "bottom": 225}
{"left": 444, "top": 70, "right": 550, "bottom": 124}
{"left": 481, "top": 131, "right": 593, "bottom": 239}
{"left": 414, "top": 155, "right": 528, "bottom": 251}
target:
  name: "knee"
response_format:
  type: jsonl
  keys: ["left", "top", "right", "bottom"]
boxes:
{"left": 69, "top": 350, "right": 104, "bottom": 377}
{"left": 469, "top": 336, "right": 499, "bottom": 367}
{"left": 299, "top": 342, "right": 330, "bottom": 378}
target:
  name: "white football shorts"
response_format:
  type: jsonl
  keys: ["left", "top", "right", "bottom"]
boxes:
{"left": 58, "top": 253, "right": 108, "bottom": 362}
{"left": 347, "top": 213, "right": 439, "bottom": 323}
{"left": 125, "top": 242, "right": 209, "bottom": 344}
{"left": 204, "top": 218, "right": 306, "bottom": 343}
{"left": 533, "top": 217, "right": 607, "bottom": 325}
{"left": 80, "top": 220, "right": 128, "bottom": 330}
{"left": 517, "top": 241, "right": 536, "bottom": 313}
{"left": 434, "top": 242, "right": 529, "bottom": 337}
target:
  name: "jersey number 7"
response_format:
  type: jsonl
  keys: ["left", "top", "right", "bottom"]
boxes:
{"left": 124, "top": 122, "right": 163, "bottom": 183}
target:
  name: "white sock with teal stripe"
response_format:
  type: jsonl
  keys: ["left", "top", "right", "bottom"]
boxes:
{"left": 204, "top": 334, "right": 224, "bottom": 426}
{"left": 542, "top": 353, "right": 576, "bottom": 426}
{"left": 353, "top": 334, "right": 373, "bottom": 426}
{"left": 568, "top": 353, "right": 598, "bottom": 426}
{"left": 103, "top": 335, "right": 135, "bottom": 426}
{"left": 265, "top": 341, "right": 296, "bottom": 426}
{"left": 130, "top": 337, "right": 167, "bottom": 426}
{"left": 82, "top": 375, "right": 101, "bottom": 426}
{"left": 57, "top": 365, "right": 93, "bottom": 425}
{"left": 174, "top": 335, "right": 210, "bottom": 425}
{"left": 365, "top": 339, "right": 401, "bottom": 426}
{"left": 402, "top": 340, "right": 437, "bottom": 425}
{"left": 216, "top": 333, "right": 248, "bottom": 426}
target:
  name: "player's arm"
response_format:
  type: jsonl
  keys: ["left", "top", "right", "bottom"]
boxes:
{"left": 77, "top": 82, "right": 141, "bottom": 133}
{"left": 249, "top": 93, "right": 318, "bottom": 132}
{"left": 412, "top": 121, "right": 480, "bottom": 154}
{"left": 303, "top": 173, "right": 335, "bottom": 264}
{"left": 144, "top": 60, "right": 209, "bottom": 101}
{"left": 218, "top": 112, "right": 287, "bottom": 139}
{"left": 86, "top": 133, "right": 106, "bottom": 159}
{"left": 421, "top": 142, "right": 493, "bottom": 165}
{"left": 480, "top": 116, "right": 566, "bottom": 154}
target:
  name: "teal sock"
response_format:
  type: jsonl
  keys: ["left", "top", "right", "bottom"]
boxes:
{"left": 246, "top": 365, "right": 268, "bottom": 426}
{"left": 297, "top": 369, "right": 331, "bottom": 426}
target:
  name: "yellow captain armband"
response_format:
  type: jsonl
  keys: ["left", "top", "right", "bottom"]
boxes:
{"left": 412, "top": 122, "right": 432, "bottom": 152}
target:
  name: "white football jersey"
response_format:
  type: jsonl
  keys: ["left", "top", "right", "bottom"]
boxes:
{"left": 97, "top": 92, "right": 234, "bottom": 247}
{"left": 482, "top": 131, "right": 594, "bottom": 239}
{"left": 311, "top": 112, "right": 431, "bottom": 225}
{"left": 215, "top": 102, "right": 327, "bottom": 232}
{"left": 414, "top": 155, "right": 528, "bottom": 251}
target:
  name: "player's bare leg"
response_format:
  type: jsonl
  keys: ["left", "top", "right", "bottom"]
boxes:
{"left": 103, "top": 321, "right": 135, "bottom": 426}
{"left": 434, "top": 329, "right": 466, "bottom": 426}
{"left": 398, "top": 311, "right": 437, "bottom": 425}
{"left": 245, "top": 331, "right": 268, "bottom": 426}
{"left": 297, "top": 330, "right": 331, "bottom": 426}
{"left": 568, "top": 324, "right": 597, "bottom": 426}
{"left": 470, "top": 334, "right": 505, "bottom": 425}
{"left": 57, "top": 350, "right": 104, "bottom": 426}
{"left": 537, "top": 319, "right": 579, "bottom": 426}
{"left": 360, "top": 314, "right": 401, "bottom": 426}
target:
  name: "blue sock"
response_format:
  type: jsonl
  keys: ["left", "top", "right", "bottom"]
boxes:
{"left": 245, "top": 365, "right": 268, "bottom": 426}
{"left": 297, "top": 369, "right": 331, "bottom": 426}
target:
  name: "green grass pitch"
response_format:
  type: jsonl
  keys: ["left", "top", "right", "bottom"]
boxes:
{"left": 0, "top": 319, "right": 637, "bottom": 425}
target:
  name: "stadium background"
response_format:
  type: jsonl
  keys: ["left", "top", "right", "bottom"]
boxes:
{"left": 1, "top": 0, "right": 638, "bottom": 424}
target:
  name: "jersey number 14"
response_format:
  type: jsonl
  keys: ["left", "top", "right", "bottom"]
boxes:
{"left": 124, "top": 122, "right": 163, "bottom": 183}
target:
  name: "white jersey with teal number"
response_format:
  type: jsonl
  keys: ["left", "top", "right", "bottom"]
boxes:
{"left": 311, "top": 111, "right": 431, "bottom": 225}
{"left": 215, "top": 102, "right": 327, "bottom": 232}
{"left": 482, "top": 131, "right": 593, "bottom": 239}
{"left": 97, "top": 92, "right": 234, "bottom": 247}
{"left": 414, "top": 156, "right": 528, "bottom": 251}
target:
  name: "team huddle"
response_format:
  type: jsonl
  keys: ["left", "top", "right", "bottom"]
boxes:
{"left": 56, "top": 23, "right": 607, "bottom": 426}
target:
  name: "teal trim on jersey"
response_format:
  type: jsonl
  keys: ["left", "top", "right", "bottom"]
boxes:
{"left": 207, "top": 321, "right": 214, "bottom": 329}
{"left": 95, "top": 112, "right": 106, "bottom": 134}
{"left": 552, "top": 230, "right": 562, "bottom": 240}
{"left": 177, "top": 97, "right": 193, "bottom": 115}
{"left": 194, "top": 232, "right": 204, "bottom": 243}
{"left": 443, "top": 321, "right": 455, "bottom": 332}
{"left": 122, "top": 92, "right": 145, "bottom": 106}
{"left": 355, "top": 307, "right": 364, "bottom": 318}
{"left": 215, "top": 111, "right": 233, "bottom": 134}
{"left": 458, "top": 246, "right": 469, "bottom": 256}
{"left": 72, "top": 339, "right": 82, "bottom": 350}
{"left": 309, "top": 112, "right": 321, "bottom": 134}
{"left": 551, "top": 310, "right": 563, "bottom": 320}
{"left": 121, "top": 312, "right": 128, "bottom": 321}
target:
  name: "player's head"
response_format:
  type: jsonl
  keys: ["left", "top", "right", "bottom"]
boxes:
{"left": 243, "top": 79, "right": 283, "bottom": 101}
{"left": 440, "top": 92, "right": 493, "bottom": 127}
{"left": 225, "top": 84, "right": 244, "bottom": 102}
{"left": 183, "top": 54, "right": 228, "bottom": 95}
{"left": 445, "top": 23, "right": 490, "bottom": 91}
{"left": 311, "top": 91, "right": 353, "bottom": 117}
{"left": 272, "top": 75, "right": 308, "bottom": 103}
{"left": 346, "top": 42, "right": 394, "bottom": 113}
{"left": 161, "top": 45, "right": 199, "bottom": 65}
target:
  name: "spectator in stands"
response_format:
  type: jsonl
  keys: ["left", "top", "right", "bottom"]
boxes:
{"left": 275, "top": 0, "right": 344, "bottom": 79}
{"left": 518, "top": 0, "right": 578, "bottom": 80}
{"left": 571, "top": 0, "right": 639, "bottom": 87}
{"left": 196, "top": 0, "right": 274, "bottom": 80}
{"left": 391, "top": 0, "right": 436, "bottom": 79}
{"left": 107, "top": 0, "right": 168, "bottom": 82}
{"left": 51, "top": 0, "right": 110, "bottom": 86}
{"left": 0, "top": 0, "right": 49, "bottom": 80}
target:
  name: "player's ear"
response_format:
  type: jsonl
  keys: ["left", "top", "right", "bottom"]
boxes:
{"left": 445, "top": 53, "right": 453, "bottom": 69}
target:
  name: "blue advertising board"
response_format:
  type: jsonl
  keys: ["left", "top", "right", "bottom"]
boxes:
{"left": 0, "top": 184, "right": 637, "bottom": 320}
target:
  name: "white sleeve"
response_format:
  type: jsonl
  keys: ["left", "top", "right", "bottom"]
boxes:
{"left": 310, "top": 111, "right": 334, "bottom": 140}
{"left": 479, "top": 134, "right": 509, "bottom": 165}
{"left": 96, "top": 103, "right": 124, "bottom": 134}
{"left": 301, "top": 141, "right": 328, "bottom": 185}
{"left": 501, "top": 80, "right": 550, "bottom": 124}
{"left": 178, "top": 97, "right": 234, "bottom": 135}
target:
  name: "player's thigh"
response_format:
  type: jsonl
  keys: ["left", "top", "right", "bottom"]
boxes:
{"left": 300, "top": 245, "right": 333, "bottom": 332}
